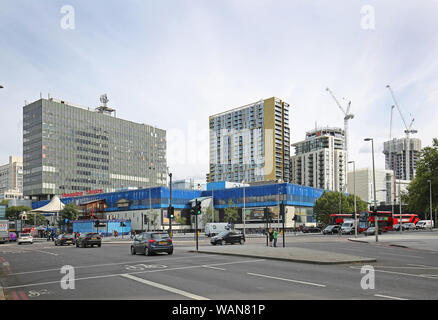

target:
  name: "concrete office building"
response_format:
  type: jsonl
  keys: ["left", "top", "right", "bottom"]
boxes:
{"left": 383, "top": 137, "right": 422, "bottom": 181}
{"left": 290, "top": 127, "right": 346, "bottom": 192}
{"left": 347, "top": 168, "right": 394, "bottom": 207}
{"left": 23, "top": 96, "right": 167, "bottom": 200}
{"left": 0, "top": 156, "right": 24, "bottom": 200}
{"left": 209, "top": 97, "right": 290, "bottom": 184}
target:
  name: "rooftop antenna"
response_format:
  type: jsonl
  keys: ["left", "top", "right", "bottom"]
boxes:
{"left": 96, "top": 93, "right": 116, "bottom": 116}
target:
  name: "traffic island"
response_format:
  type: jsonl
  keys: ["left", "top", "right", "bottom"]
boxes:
{"left": 189, "top": 245, "right": 376, "bottom": 265}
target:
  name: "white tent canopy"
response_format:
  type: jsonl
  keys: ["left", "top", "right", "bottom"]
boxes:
{"left": 31, "top": 195, "right": 65, "bottom": 215}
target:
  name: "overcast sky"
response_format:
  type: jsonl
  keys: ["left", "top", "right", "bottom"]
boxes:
{"left": 1, "top": 0, "right": 437, "bottom": 181}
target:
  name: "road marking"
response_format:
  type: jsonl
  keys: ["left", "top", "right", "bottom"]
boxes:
{"left": 374, "top": 294, "right": 408, "bottom": 300}
{"left": 247, "top": 273, "right": 326, "bottom": 287}
{"left": 32, "top": 250, "right": 59, "bottom": 256}
{"left": 121, "top": 273, "right": 209, "bottom": 300}
{"left": 202, "top": 265, "right": 226, "bottom": 271}
{"left": 408, "top": 264, "right": 438, "bottom": 269}
{"left": 2, "top": 259, "right": 266, "bottom": 290}
{"left": 5, "top": 254, "right": 220, "bottom": 276}
{"left": 349, "top": 266, "right": 438, "bottom": 280}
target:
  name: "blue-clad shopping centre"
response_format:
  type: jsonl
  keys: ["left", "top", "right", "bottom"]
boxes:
{"left": 32, "top": 182, "right": 324, "bottom": 234}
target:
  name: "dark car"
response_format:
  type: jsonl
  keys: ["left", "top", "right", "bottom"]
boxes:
{"left": 322, "top": 225, "right": 341, "bottom": 235}
{"left": 210, "top": 230, "right": 245, "bottom": 245}
{"left": 131, "top": 232, "right": 173, "bottom": 256}
{"left": 302, "top": 226, "right": 321, "bottom": 233}
{"left": 55, "top": 233, "right": 76, "bottom": 246}
{"left": 76, "top": 232, "right": 102, "bottom": 248}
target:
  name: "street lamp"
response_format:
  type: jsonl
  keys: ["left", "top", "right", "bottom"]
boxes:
{"left": 428, "top": 180, "right": 433, "bottom": 231}
{"left": 364, "top": 138, "right": 379, "bottom": 242}
{"left": 348, "top": 160, "right": 357, "bottom": 237}
{"left": 242, "top": 180, "right": 246, "bottom": 239}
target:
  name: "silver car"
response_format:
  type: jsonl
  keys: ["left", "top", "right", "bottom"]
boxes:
{"left": 18, "top": 233, "right": 33, "bottom": 245}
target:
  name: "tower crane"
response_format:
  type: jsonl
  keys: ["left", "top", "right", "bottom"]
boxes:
{"left": 326, "top": 88, "right": 353, "bottom": 192}
{"left": 326, "top": 87, "right": 353, "bottom": 157}
{"left": 386, "top": 85, "right": 418, "bottom": 181}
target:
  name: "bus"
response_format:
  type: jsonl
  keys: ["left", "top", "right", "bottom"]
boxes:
{"left": 359, "top": 211, "right": 394, "bottom": 233}
{"left": 392, "top": 214, "right": 420, "bottom": 225}
{"left": 329, "top": 214, "right": 356, "bottom": 225}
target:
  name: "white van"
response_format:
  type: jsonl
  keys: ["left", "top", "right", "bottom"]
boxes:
{"left": 416, "top": 220, "right": 434, "bottom": 229}
{"left": 205, "top": 223, "right": 231, "bottom": 237}
{"left": 341, "top": 220, "right": 356, "bottom": 235}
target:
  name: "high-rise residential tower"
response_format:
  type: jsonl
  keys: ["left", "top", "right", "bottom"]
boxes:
{"left": 383, "top": 137, "right": 422, "bottom": 181}
{"left": 23, "top": 96, "right": 167, "bottom": 200}
{"left": 209, "top": 97, "right": 290, "bottom": 183}
{"left": 0, "top": 156, "right": 23, "bottom": 200}
{"left": 290, "top": 127, "right": 346, "bottom": 191}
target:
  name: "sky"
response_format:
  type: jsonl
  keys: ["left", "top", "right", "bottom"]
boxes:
{"left": 1, "top": 0, "right": 438, "bottom": 181}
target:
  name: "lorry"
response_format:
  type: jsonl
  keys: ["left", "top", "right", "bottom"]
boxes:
{"left": 204, "top": 223, "right": 231, "bottom": 237}
{"left": 0, "top": 220, "right": 9, "bottom": 243}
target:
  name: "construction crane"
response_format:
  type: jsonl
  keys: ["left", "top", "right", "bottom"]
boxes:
{"left": 326, "top": 87, "right": 354, "bottom": 159}
{"left": 386, "top": 84, "right": 418, "bottom": 181}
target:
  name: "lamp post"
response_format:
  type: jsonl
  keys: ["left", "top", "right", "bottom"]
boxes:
{"left": 242, "top": 181, "right": 246, "bottom": 238}
{"left": 364, "top": 138, "right": 378, "bottom": 242}
{"left": 428, "top": 180, "right": 433, "bottom": 231}
{"left": 168, "top": 170, "right": 173, "bottom": 237}
{"left": 348, "top": 160, "right": 357, "bottom": 237}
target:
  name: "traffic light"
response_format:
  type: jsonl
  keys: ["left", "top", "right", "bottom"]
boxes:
{"left": 168, "top": 206, "right": 175, "bottom": 220}
{"left": 264, "top": 207, "right": 269, "bottom": 221}
{"left": 191, "top": 200, "right": 202, "bottom": 215}
{"left": 120, "top": 222, "right": 126, "bottom": 227}
{"left": 94, "top": 220, "right": 100, "bottom": 227}
{"left": 279, "top": 202, "right": 285, "bottom": 220}
{"left": 144, "top": 215, "right": 149, "bottom": 224}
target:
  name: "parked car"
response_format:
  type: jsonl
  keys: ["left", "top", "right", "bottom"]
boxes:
{"left": 131, "top": 232, "right": 173, "bottom": 256}
{"left": 205, "top": 223, "right": 231, "bottom": 237}
{"left": 55, "top": 233, "right": 76, "bottom": 246}
{"left": 341, "top": 222, "right": 357, "bottom": 235}
{"left": 9, "top": 232, "right": 17, "bottom": 242}
{"left": 18, "top": 233, "right": 33, "bottom": 245}
{"left": 322, "top": 225, "right": 341, "bottom": 235}
{"left": 302, "top": 226, "right": 321, "bottom": 233}
{"left": 416, "top": 220, "right": 434, "bottom": 229}
{"left": 76, "top": 232, "right": 102, "bottom": 248}
{"left": 364, "top": 227, "right": 382, "bottom": 236}
{"left": 402, "top": 223, "right": 416, "bottom": 231}
{"left": 210, "top": 230, "right": 245, "bottom": 245}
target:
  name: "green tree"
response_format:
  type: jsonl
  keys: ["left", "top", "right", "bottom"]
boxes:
{"left": 25, "top": 213, "right": 48, "bottom": 226}
{"left": 224, "top": 201, "right": 239, "bottom": 225}
{"left": 313, "top": 191, "right": 367, "bottom": 226}
{"left": 405, "top": 138, "right": 438, "bottom": 218}
{"left": 201, "top": 207, "right": 219, "bottom": 225}
{"left": 59, "top": 202, "right": 80, "bottom": 223}
{"left": 0, "top": 199, "right": 9, "bottom": 206}
{"left": 175, "top": 215, "right": 188, "bottom": 225}
{"left": 5, "top": 206, "right": 32, "bottom": 221}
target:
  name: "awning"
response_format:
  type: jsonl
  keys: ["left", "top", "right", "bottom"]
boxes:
{"left": 31, "top": 195, "right": 65, "bottom": 213}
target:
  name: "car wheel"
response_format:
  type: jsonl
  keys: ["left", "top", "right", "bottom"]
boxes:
{"left": 131, "top": 246, "right": 136, "bottom": 255}
{"left": 239, "top": 239, "right": 245, "bottom": 245}
{"left": 55, "top": 242, "right": 58, "bottom": 246}
{"left": 97, "top": 244, "right": 101, "bottom": 248}
{"left": 168, "top": 250, "right": 173, "bottom": 255}
{"left": 144, "top": 246, "right": 151, "bottom": 256}
{"left": 221, "top": 240, "right": 226, "bottom": 245}
{"left": 76, "top": 242, "right": 79, "bottom": 247}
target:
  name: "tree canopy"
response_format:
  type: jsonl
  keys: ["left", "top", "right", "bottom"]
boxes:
{"left": 224, "top": 201, "right": 239, "bottom": 225}
{"left": 5, "top": 206, "right": 32, "bottom": 221}
{"left": 58, "top": 202, "right": 80, "bottom": 223}
{"left": 406, "top": 138, "right": 438, "bottom": 218}
{"left": 313, "top": 191, "right": 368, "bottom": 226}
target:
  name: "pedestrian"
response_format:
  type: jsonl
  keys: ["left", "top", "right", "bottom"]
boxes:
{"left": 273, "top": 229, "right": 278, "bottom": 247}
{"left": 268, "top": 229, "right": 274, "bottom": 247}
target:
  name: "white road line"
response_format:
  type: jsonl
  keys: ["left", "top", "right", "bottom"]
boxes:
{"left": 374, "top": 294, "right": 408, "bottom": 300}
{"left": 121, "top": 274, "right": 209, "bottom": 300}
{"left": 349, "top": 266, "right": 438, "bottom": 280}
{"left": 407, "top": 264, "right": 438, "bottom": 269}
{"left": 247, "top": 272, "right": 326, "bottom": 287}
{"left": 2, "top": 259, "right": 266, "bottom": 289}
{"left": 202, "top": 265, "right": 226, "bottom": 271}
{"left": 6, "top": 254, "right": 220, "bottom": 276}
{"left": 33, "top": 250, "right": 59, "bottom": 256}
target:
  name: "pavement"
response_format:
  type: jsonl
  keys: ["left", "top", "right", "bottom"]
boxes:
{"left": 348, "top": 230, "right": 438, "bottom": 252}
{"left": 189, "top": 244, "right": 377, "bottom": 265}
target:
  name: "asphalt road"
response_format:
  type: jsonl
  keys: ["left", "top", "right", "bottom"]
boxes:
{"left": 0, "top": 235, "right": 437, "bottom": 300}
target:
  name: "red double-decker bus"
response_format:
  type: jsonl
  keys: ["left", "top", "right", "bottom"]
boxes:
{"left": 392, "top": 214, "right": 420, "bottom": 225}
{"left": 359, "top": 211, "right": 394, "bottom": 232}
{"left": 329, "top": 214, "right": 356, "bottom": 225}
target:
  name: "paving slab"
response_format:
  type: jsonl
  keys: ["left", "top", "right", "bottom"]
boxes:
{"left": 189, "top": 245, "right": 376, "bottom": 265}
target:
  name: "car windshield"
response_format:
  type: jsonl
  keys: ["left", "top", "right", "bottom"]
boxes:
{"left": 218, "top": 231, "right": 230, "bottom": 237}
{"left": 151, "top": 233, "right": 170, "bottom": 240}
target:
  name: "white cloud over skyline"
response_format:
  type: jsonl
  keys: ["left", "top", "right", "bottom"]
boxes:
{"left": 1, "top": 0, "right": 437, "bottom": 182}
